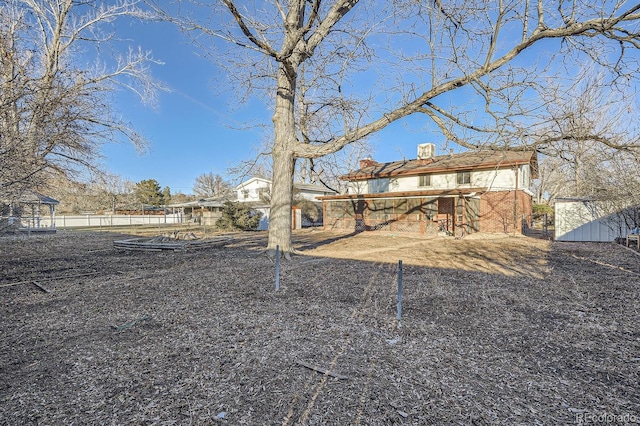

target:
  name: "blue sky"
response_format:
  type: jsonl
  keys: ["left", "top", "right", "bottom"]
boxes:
{"left": 102, "top": 20, "right": 447, "bottom": 195}
{"left": 103, "top": 21, "right": 267, "bottom": 194}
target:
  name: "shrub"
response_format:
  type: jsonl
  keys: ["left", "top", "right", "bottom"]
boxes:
{"left": 533, "top": 203, "right": 554, "bottom": 215}
{"left": 216, "top": 201, "right": 263, "bottom": 231}
{"left": 295, "top": 199, "right": 322, "bottom": 224}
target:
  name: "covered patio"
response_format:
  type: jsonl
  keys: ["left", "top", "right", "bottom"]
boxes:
{"left": 1, "top": 191, "right": 60, "bottom": 232}
{"left": 321, "top": 189, "right": 482, "bottom": 237}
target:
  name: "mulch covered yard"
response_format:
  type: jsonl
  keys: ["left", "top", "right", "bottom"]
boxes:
{"left": 0, "top": 230, "right": 639, "bottom": 424}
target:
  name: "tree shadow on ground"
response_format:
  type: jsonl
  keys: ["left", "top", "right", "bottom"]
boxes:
{"left": 292, "top": 229, "right": 364, "bottom": 251}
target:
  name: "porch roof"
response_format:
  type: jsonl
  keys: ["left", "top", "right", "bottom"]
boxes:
{"left": 318, "top": 187, "right": 488, "bottom": 201}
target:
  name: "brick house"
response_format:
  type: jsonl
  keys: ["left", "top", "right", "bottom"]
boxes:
{"left": 319, "top": 144, "right": 538, "bottom": 236}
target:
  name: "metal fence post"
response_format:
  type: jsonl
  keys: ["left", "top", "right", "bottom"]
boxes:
{"left": 397, "top": 260, "right": 403, "bottom": 321}
{"left": 275, "top": 245, "right": 280, "bottom": 291}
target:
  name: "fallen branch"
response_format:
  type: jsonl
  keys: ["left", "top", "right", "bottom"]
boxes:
{"left": 112, "top": 315, "right": 151, "bottom": 331}
{"left": 113, "top": 236, "right": 232, "bottom": 252}
{"left": 31, "top": 281, "right": 50, "bottom": 293}
{"left": 0, "top": 271, "right": 100, "bottom": 288}
{"left": 296, "top": 360, "right": 349, "bottom": 380}
{"left": 570, "top": 254, "right": 640, "bottom": 276}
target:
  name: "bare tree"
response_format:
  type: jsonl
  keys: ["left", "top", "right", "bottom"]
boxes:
{"left": 94, "top": 173, "right": 136, "bottom": 214}
{"left": 0, "top": 0, "right": 160, "bottom": 204}
{"left": 296, "top": 140, "right": 373, "bottom": 194}
{"left": 570, "top": 150, "right": 640, "bottom": 234}
{"left": 598, "top": 153, "right": 640, "bottom": 231}
{"left": 539, "top": 140, "right": 640, "bottom": 231}
{"left": 158, "top": 0, "right": 640, "bottom": 253}
{"left": 192, "top": 172, "right": 231, "bottom": 198}
{"left": 226, "top": 137, "right": 274, "bottom": 187}
{"left": 45, "top": 173, "right": 136, "bottom": 214}
{"left": 534, "top": 68, "right": 640, "bottom": 206}
{"left": 532, "top": 157, "right": 569, "bottom": 204}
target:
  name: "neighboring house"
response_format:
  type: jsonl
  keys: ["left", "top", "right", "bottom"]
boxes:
{"left": 167, "top": 197, "right": 227, "bottom": 225}
{"left": 319, "top": 143, "right": 538, "bottom": 236}
{"left": 555, "top": 198, "right": 638, "bottom": 242}
{"left": 234, "top": 177, "right": 337, "bottom": 203}
{"left": 235, "top": 177, "right": 273, "bottom": 203}
{"left": 235, "top": 177, "right": 337, "bottom": 229}
{"left": 234, "top": 178, "right": 272, "bottom": 230}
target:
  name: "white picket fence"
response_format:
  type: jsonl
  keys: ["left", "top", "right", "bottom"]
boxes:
{"left": 24, "top": 213, "right": 184, "bottom": 229}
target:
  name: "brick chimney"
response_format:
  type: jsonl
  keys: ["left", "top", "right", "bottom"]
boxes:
{"left": 359, "top": 157, "right": 377, "bottom": 169}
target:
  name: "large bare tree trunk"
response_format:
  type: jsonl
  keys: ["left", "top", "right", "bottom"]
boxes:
{"left": 268, "top": 147, "right": 295, "bottom": 252}
{"left": 268, "top": 63, "right": 298, "bottom": 253}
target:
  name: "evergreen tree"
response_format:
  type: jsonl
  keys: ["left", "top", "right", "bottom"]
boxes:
{"left": 135, "top": 179, "right": 164, "bottom": 207}
{"left": 216, "top": 201, "right": 262, "bottom": 231}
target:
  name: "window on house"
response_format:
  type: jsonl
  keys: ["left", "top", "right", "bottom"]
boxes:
{"left": 456, "top": 171, "right": 471, "bottom": 185}
{"left": 368, "top": 178, "right": 389, "bottom": 194}
{"left": 242, "top": 190, "right": 249, "bottom": 199}
{"left": 419, "top": 175, "right": 431, "bottom": 187}
{"left": 257, "top": 187, "right": 269, "bottom": 200}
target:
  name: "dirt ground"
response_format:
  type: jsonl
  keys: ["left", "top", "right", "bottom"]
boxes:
{"left": 1, "top": 229, "right": 639, "bottom": 425}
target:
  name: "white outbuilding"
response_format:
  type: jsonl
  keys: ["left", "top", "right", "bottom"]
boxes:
{"left": 554, "top": 198, "right": 637, "bottom": 242}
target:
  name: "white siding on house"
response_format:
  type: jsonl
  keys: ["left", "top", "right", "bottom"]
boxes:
{"left": 236, "top": 178, "right": 271, "bottom": 203}
{"left": 519, "top": 165, "right": 530, "bottom": 190}
{"left": 346, "top": 165, "right": 533, "bottom": 194}
{"left": 347, "top": 180, "right": 368, "bottom": 194}
{"left": 236, "top": 178, "right": 335, "bottom": 202}
{"left": 250, "top": 206, "right": 302, "bottom": 231}
{"left": 256, "top": 207, "right": 270, "bottom": 230}
{"left": 473, "top": 168, "right": 516, "bottom": 190}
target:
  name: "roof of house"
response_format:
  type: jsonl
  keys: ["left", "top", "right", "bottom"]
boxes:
{"left": 342, "top": 150, "right": 538, "bottom": 180}
{"left": 294, "top": 182, "right": 337, "bottom": 194}
{"left": 168, "top": 196, "right": 229, "bottom": 208}
{"left": 319, "top": 187, "right": 487, "bottom": 201}
{"left": 234, "top": 177, "right": 271, "bottom": 190}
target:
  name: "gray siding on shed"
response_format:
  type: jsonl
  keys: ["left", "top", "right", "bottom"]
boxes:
{"left": 555, "top": 199, "right": 628, "bottom": 242}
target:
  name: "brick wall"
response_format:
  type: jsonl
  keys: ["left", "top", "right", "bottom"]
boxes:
{"left": 323, "top": 190, "right": 533, "bottom": 235}
{"left": 479, "top": 190, "right": 532, "bottom": 233}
